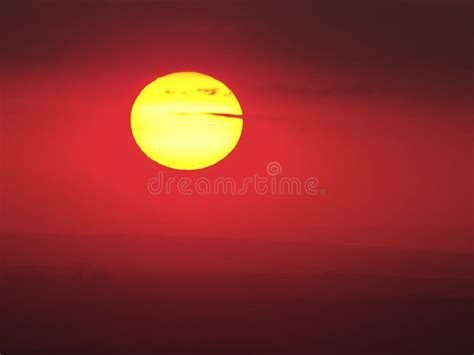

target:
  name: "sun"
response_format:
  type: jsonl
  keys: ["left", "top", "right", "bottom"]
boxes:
{"left": 131, "top": 72, "right": 243, "bottom": 170}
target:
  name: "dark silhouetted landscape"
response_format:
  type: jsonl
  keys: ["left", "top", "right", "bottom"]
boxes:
{"left": 1, "top": 234, "right": 472, "bottom": 355}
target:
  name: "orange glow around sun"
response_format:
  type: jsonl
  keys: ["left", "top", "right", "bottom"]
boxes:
{"left": 131, "top": 72, "right": 243, "bottom": 170}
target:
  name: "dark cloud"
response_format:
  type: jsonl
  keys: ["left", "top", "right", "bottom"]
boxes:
{"left": 256, "top": 77, "right": 472, "bottom": 100}
{"left": 197, "top": 88, "right": 219, "bottom": 96}
{"left": 1, "top": 0, "right": 471, "bottom": 100}
{"left": 163, "top": 88, "right": 227, "bottom": 96}
{"left": 259, "top": 83, "right": 386, "bottom": 98}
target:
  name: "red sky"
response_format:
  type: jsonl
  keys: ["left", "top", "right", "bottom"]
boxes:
{"left": 1, "top": 0, "right": 472, "bottom": 252}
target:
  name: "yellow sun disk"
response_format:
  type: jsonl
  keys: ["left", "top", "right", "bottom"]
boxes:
{"left": 131, "top": 72, "right": 243, "bottom": 170}
{"left": 133, "top": 113, "right": 243, "bottom": 170}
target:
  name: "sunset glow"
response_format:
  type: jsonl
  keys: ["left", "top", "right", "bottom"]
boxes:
{"left": 2, "top": 1, "right": 472, "bottom": 354}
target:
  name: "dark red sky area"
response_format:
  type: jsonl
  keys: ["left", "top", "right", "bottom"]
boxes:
{"left": 1, "top": 0, "right": 472, "bottom": 252}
